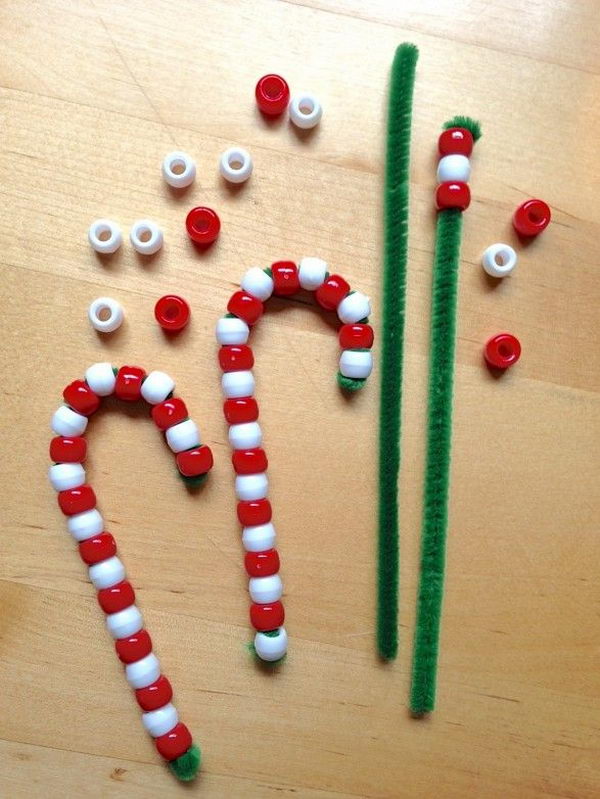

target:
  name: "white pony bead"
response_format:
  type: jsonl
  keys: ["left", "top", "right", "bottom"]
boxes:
{"left": 298, "top": 257, "right": 328, "bottom": 291}
{"left": 89, "top": 556, "right": 126, "bottom": 589}
{"left": 52, "top": 406, "right": 88, "bottom": 437}
{"left": 85, "top": 362, "right": 116, "bottom": 396}
{"left": 67, "top": 509, "right": 104, "bottom": 542}
{"left": 130, "top": 219, "right": 163, "bottom": 255}
{"left": 289, "top": 93, "right": 322, "bottom": 129}
{"left": 162, "top": 151, "right": 196, "bottom": 189}
{"left": 482, "top": 243, "right": 518, "bottom": 278}
{"left": 219, "top": 147, "right": 253, "bottom": 184}
{"left": 235, "top": 473, "right": 268, "bottom": 501}
{"left": 249, "top": 574, "right": 283, "bottom": 603}
{"left": 222, "top": 371, "right": 255, "bottom": 399}
{"left": 437, "top": 154, "right": 471, "bottom": 183}
{"left": 254, "top": 627, "right": 288, "bottom": 662}
{"left": 88, "top": 297, "right": 124, "bottom": 334}
{"left": 125, "top": 653, "right": 160, "bottom": 689}
{"left": 242, "top": 523, "right": 277, "bottom": 552}
{"left": 337, "top": 292, "right": 371, "bottom": 324}
{"left": 339, "top": 350, "right": 373, "bottom": 379}
{"left": 229, "top": 422, "right": 262, "bottom": 450}
{"left": 216, "top": 316, "right": 250, "bottom": 345}
{"left": 106, "top": 605, "right": 143, "bottom": 639}
{"left": 142, "top": 703, "right": 179, "bottom": 738}
{"left": 241, "top": 267, "right": 274, "bottom": 301}
{"left": 88, "top": 219, "right": 122, "bottom": 255}
{"left": 140, "top": 371, "right": 175, "bottom": 404}
{"left": 165, "top": 419, "right": 200, "bottom": 453}
{"left": 48, "top": 463, "right": 85, "bottom": 492}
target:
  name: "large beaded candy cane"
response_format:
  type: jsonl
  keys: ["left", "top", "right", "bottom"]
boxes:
{"left": 217, "top": 259, "right": 374, "bottom": 663}
{"left": 49, "top": 363, "right": 213, "bottom": 781}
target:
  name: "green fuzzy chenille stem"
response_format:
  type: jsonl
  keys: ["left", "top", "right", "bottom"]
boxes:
{"left": 377, "top": 42, "right": 418, "bottom": 661}
{"left": 168, "top": 744, "right": 201, "bottom": 781}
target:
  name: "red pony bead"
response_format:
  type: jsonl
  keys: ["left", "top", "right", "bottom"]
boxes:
{"left": 237, "top": 498, "right": 272, "bottom": 526}
{"left": 232, "top": 448, "right": 268, "bottom": 475}
{"left": 78, "top": 533, "right": 117, "bottom": 565}
{"left": 50, "top": 436, "right": 87, "bottom": 463}
{"left": 315, "top": 274, "right": 350, "bottom": 310}
{"left": 97, "top": 580, "right": 136, "bottom": 614}
{"left": 339, "top": 324, "right": 374, "bottom": 349}
{"left": 484, "top": 333, "right": 521, "bottom": 370}
{"left": 152, "top": 398, "right": 188, "bottom": 430}
{"left": 63, "top": 380, "right": 100, "bottom": 416}
{"left": 218, "top": 345, "right": 254, "bottom": 372}
{"left": 223, "top": 397, "right": 259, "bottom": 425}
{"left": 436, "top": 181, "right": 471, "bottom": 211}
{"left": 438, "top": 127, "right": 474, "bottom": 157}
{"left": 255, "top": 74, "right": 290, "bottom": 116}
{"left": 185, "top": 206, "right": 220, "bottom": 245}
{"left": 154, "top": 295, "right": 190, "bottom": 332}
{"left": 176, "top": 446, "right": 214, "bottom": 477}
{"left": 245, "top": 549, "right": 280, "bottom": 577}
{"left": 135, "top": 675, "right": 173, "bottom": 711}
{"left": 115, "top": 629, "right": 152, "bottom": 664}
{"left": 227, "top": 291, "right": 263, "bottom": 326}
{"left": 115, "top": 366, "right": 146, "bottom": 402}
{"left": 250, "top": 601, "right": 285, "bottom": 631}
{"left": 155, "top": 722, "right": 192, "bottom": 761}
{"left": 58, "top": 485, "right": 96, "bottom": 516}
{"left": 271, "top": 261, "right": 300, "bottom": 296}
{"left": 512, "top": 199, "right": 551, "bottom": 237}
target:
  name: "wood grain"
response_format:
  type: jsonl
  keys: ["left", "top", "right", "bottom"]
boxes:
{"left": 0, "top": 1, "right": 598, "bottom": 797}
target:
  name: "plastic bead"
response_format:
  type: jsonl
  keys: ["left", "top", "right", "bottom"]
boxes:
{"left": 48, "top": 463, "right": 85, "bottom": 492}
{"left": 227, "top": 291, "right": 263, "bottom": 326}
{"left": 289, "top": 92, "right": 322, "bottom": 129}
{"left": 51, "top": 405, "right": 88, "bottom": 437}
{"left": 136, "top": 675, "right": 173, "bottom": 711}
{"left": 130, "top": 219, "right": 163, "bottom": 255}
{"left": 142, "top": 703, "right": 179, "bottom": 738}
{"left": 176, "top": 446, "right": 214, "bottom": 477}
{"left": 154, "top": 295, "right": 190, "bottom": 333}
{"left": 240, "top": 267, "right": 274, "bottom": 302}
{"left": 435, "top": 181, "right": 471, "bottom": 211}
{"left": 339, "top": 350, "right": 373, "bottom": 379}
{"left": 224, "top": 397, "right": 259, "bottom": 424}
{"left": 185, "top": 206, "right": 220, "bottom": 245}
{"left": 254, "top": 626, "right": 287, "bottom": 661}
{"left": 85, "top": 362, "right": 116, "bottom": 397}
{"left": 115, "top": 629, "right": 152, "bottom": 664}
{"left": 58, "top": 484, "right": 96, "bottom": 516}
{"left": 98, "top": 580, "right": 136, "bottom": 614}
{"left": 229, "top": 421, "right": 262, "bottom": 450}
{"left": 222, "top": 370, "right": 255, "bottom": 399}
{"left": 115, "top": 366, "right": 146, "bottom": 402}
{"left": 339, "top": 324, "right": 374, "bottom": 349}
{"left": 337, "top": 292, "right": 371, "bottom": 324}
{"left": 63, "top": 380, "right": 101, "bottom": 417}
{"left": 155, "top": 722, "right": 192, "bottom": 761}
{"left": 245, "top": 548, "right": 279, "bottom": 577}
{"left": 235, "top": 472, "right": 268, "bottom": 501}
{"left": 232, "top": 448, "right": 268, "bottom": 475}
{"left": 215, "top": 316, "right": 250, "bottom": 345}
{"left": 481, "top": 243, "right": 518, "bottom": 278}
{"left": 162, "top": 151, "right": 196, "bottom": 189}
{"left": 250, "top": 601, "right": 285, "bottom": 631}
{"left": 298, "top": 256, "right": 328, "bottom": 291}
{"left": 219, "top": 345, "right": 254, "bottom": 372}
{"left": 316, "top": 274, "right": 350, "bottom": 310}
{"left": 513, "top": 199, "right": 551, "bottom": 236}
{"left": 88, "top": 219, "right": 122, "bottom": 255}
{"left": 437, "top": 154, "right": 471, "bottom": 183}
{"left": 484, "top": 333, "right": 521, "bottom": 369}
{"left": 438, "top": 127, "right": 474, "bottom": 157}
{"left": 242, "top": 522, "right": 276, "bottom": 552}
{"left": 50, "top": 436, "right": 87, "bottom": 463}
{"left": 126, "top": 653, "right": 161, "bottom": 689}
{"left": 140, "top": 371, "right": 175, "bottom": 405}
{"left": 255, "top": 74, "right": 290, "bottom": 116}
{"left": 249, "top": 574, "right": 283, "bottom": 603}
{"left": 78, "top": 533, "right": 117, "bottom": 565}
{"left": 271, "top": 261, "right": 300, "bottom": 296}
{"left": 165, "top": 419, "right": 200, "bottom": 453}
{"left": 88, "top": 555, "right": 125, "bottom": 589}
{"left": 237, "top": 499, "right": 272, "bottom": 527}
{"left": 219, "top": 147, "right": 253, "bottom": 184}
{"left": 106, "top": 605, "right": 143, "bottom": 639}
{"left": 152, "top": 397, "right": 188, "bottom": 431}
{"left": 67, "top": 509, "right": 104, "bottom": 541}
{"left": 88, "top": 297, "right": 124, "bottom": 334}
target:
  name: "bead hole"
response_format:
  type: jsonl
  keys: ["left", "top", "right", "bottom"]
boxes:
{"left": 228, "top": 155, "right": 244, "bottom": 170}
{"left": 299, "top": 99, "right": 314, "bottom": 115}
{"left": 263, "top": 78, "right": 283, "bottom": 99}
{"left": 164, "top": 304, "right": 180, "bottom": 320}
{"left": 96, "top": 305, "right": 112, "bottom": 322}
{"left": 495, "top": 252, "right": 508, "bottom": 266}
{"left": 194, "top": 218, "right": 209, "bottom": 233}
{"left": 528, "top": 210, "right": 542, "bottom": 224}
{"left": 498, "top": 344, "right": 511, "bottom": 358}
{"left": 170, "top": 159, "right": 186, "bottom": 175}
{"left": 97, "top": 227, "right": 111, "bottom": 242}
{"left": 138, "top": 228, "right": 152, "bottom": 243}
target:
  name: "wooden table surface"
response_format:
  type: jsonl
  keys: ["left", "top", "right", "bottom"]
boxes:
{"left": 1, "top": 1, "right": 599, "bottom": 797}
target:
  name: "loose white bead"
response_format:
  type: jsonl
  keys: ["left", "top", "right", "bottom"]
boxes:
{"left": 88, "top": 219, "right": 122, "bottom": 255}
{"left": 481, "top": 243, "right": 518, "bottom": 278}
{"left": 249, "top": 574, "right": 283, "bottom": 603}
{"left": 216, "top": 316, "right": 250, "bottom": 345}
{"left": 242, "top": 522, "right": 276, "bottom": 552}
{"left": 106, "top": 605, "right": 143, "bottom": 639}
{"left": 48, "top": 463, "right": 85, "bottom": 492}
{"left": 162, "top": 151, "right": 196, "bottom": 189}
{"left": 337, "top": 292, "right": 371, "bottom": 324}
{"left": 339, "top": 350, "right": 373, "bottom": 379}
{"left": 142, "top": 703, "right": 179, "bottom": 738}
{"left": 85, "top": 362, "right": 116, "bottom": 396}
{"left": 289, "top": 93, "right": 322, "bottom": 129}
{"left": 165, "top": 419, "right": 200, "bottom": 453}
{"left": 298, "top": 257, "right": 328, "bottom": 291}
{"left": 235, "top": 473, "right": 268, "bottom": 501}
{"left": 125, "top": 653, "right": 160, "bottom": 689}
{"left": 228, "top": 422, "right": 262, "bottom": 450}
{"left": 51, "top": 405, "right": 88, "bottom": 437}
{"left": 437, "top": 154, "right": 471, "bottom": 183}
{"left": 67, "top": 509, "right": 104, "bottom": 542}
{"left": 254, "top": 626, "right": 288, "bottom": 662}
{"left": 130, "top": 219, "right": 163, "bottom": 255}
{"left": 222, "top": 370, "right": 255, "bottom": 399}
{"left": 88, "top": 297, "right": 124, "bottom": 334}
{"left": 89, "top": 556, "right": 126, "bottom": 589}
{"left": 219, "top": 146, "right": 253, "bottom": 184}
{"left": 241, "top": 267, "right": 274, "bottom": 301}
{"left": 140, "top": 371, "right": 175, "bottom": 404}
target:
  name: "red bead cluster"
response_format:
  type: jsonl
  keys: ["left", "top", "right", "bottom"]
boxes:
{"left": 435, "top": 127, "right": 474, "bottom": 211}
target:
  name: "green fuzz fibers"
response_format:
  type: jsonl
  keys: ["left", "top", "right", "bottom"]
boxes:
{"left": 168, "top": 744, "right": 201, "bottom": 782}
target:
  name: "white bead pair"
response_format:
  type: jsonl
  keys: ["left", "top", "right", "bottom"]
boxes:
{"left": 88, "top": 219, "right": 163, "bottom": 256}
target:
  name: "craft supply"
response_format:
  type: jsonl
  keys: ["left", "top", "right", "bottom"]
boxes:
{"left": 484, "top": 333, "right": 521, "bottom": 369}
{"left": 513, "top": 198, "right": 551, "bottom": 236}
{"left": 289, "top": 92, "right": 322, "bottom": 129}
{"left": 48, "top": 364, "right": 212, "bottom": 780}
{"left": 88, "top": 297, "right": 124, "bottom": 333}
{"left": 130, "top": 219, "right": 163, "bottom": 255}
{"left": 162, "top": 151, "right": 196, "bottom": 188}
{"left": 481, "top": 243, "right": 517, "bottom": 278}
{"left": 154, "top": 295, "right": 191, "bottom": 332}
{"left": 219, "top": 147, "right": 253, "bottom": 184}
{"left": 88, "top": 219, "right": 122, "bottom": 254}
{"left": 185, "top": 206, "right": 221, "bottom": 245}
{"left": 255, "top": 74, "right": 290, "bottom": 116}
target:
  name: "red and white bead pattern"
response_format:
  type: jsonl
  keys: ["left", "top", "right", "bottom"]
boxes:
{"left": 435, "top": 126, "right": 474, "bottom": 211}
{"left": 218, "top": 260, "right": 374, "bottom": 661}
{"left": 49, "top": 364, "right": 213, "bottom": 769}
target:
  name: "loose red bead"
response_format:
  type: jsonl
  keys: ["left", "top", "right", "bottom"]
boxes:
{"left": 227, "top": 291, "right": 263, "bottom": 326}
{"left": 78, "top": 533, "right": 116, "bottom": 565}
{"left": 237, "top": 498, "right": 272, "bottom": 526}
{"left": 115, "top": 629, "right": 152, "bottom": 664}
{"left": 176, "top": 446, "right": 214, "bottom": 477}
{"left": 484, "top": 333, "right": 521, "bottom": 370}
{"left": 271, "top": 261, "right": 300, "bottom": 296}
{"left": 438, "top": 127, "right": 474, "bottom": 157}
{"left": 58, "top": 484, "right": 96, "bottom": 516}
{"left": 315, "top": 274, "right": 350, "bottom": 310}
{"left": 154, "top": 295, "right": 190, "bottom": 332}
{"left": 512, "top": 199, "right": 551, "bottom": 237}
{"left": 186, "top": 206, "right": 220, "bottom": 245}
{"left": 115, "top": 366, "right": 146, "bottom": 402}
{"left": 218, "top": 345, "right": 254, "bottom": 372}
{"left": 245, "top": 549, "right": 280, "bottom": 578}
{"left": 223, "top": 397, "right": 259, "bottom": 425}
{"left": 136, "top": 675, "right": 173, "bottom": 711}
{"left": 339, "top": 323, "right": 374, "bottom": 349}
{"left": 250, "top": 600, "right": 285, "bottom": 631}
{"left": 436, "top": 181, "right": 471, "bottom": 211}
{"left": 152, "top": 397, "right": 188, "bottom": 431}
{"left": 50, "top": 436, "right": 87, "bottom": 463}
{"left": 155, "top": 722, "right": 192, "bottom": 761}
{"left": 232, "top": 448, "right": 268, "bottom": 475}
{"left": 63, "top": 380, "right": 100, "bottom": 416}
{"left": 98, "top": 580, "right": 136, "bottom": 614}
{"left": 255, "top": 74, "right": 290, "bottom": 116}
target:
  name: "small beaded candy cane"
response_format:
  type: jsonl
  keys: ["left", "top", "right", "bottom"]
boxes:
{"left": 49, "top": 364, "right": 214, "bottom": 782}
{"left": 217, "top": 259, "right": 374, "bottom": 663}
